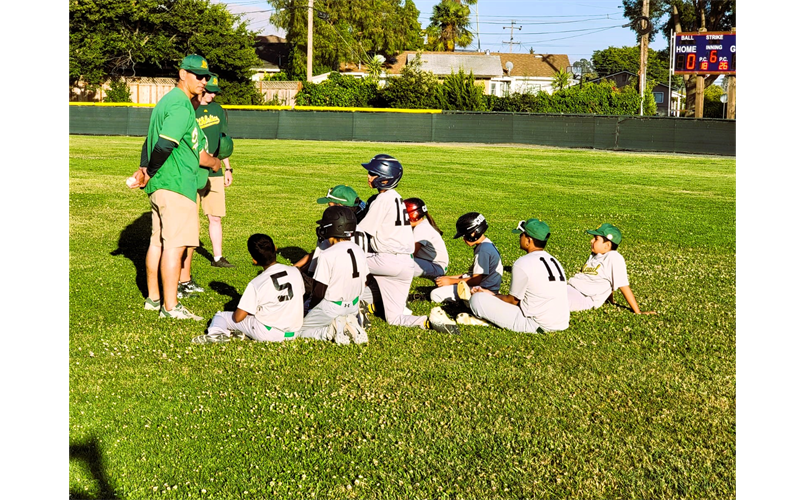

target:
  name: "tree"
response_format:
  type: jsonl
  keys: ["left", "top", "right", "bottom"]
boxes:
{"left": 551, "top": 68, "right": 571, "bottom": 92}
{"left": 571, "top": 58, "right": 597, "bottom": 81}
{"left": 425, "top": 0, "right": 476, "bottom": 51}
{"left": 69, "top": 0, "right": 263, "bottom": 104}
{"left": 621, "top": 0, "right": 736, "bottom": 116}
{"left": 379, "top": 53, "right": 443, "bottom": 109}
{"left": 591, "top": 46, "right": 667, "bottom": 83}
{"left": 267, "top": 0, "right": 423, "bottom": 80}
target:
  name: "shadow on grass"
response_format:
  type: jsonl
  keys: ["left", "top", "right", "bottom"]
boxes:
{"left": 209, "top": 280, "right": 242, "bottom": 311}
{"left": 110, "top": 212, "right": 150, "bottom": 297}
{"left": 69, "top": 437, "right": 119, "bottom": 500}
{"left": 111, "top": 213, "right": 213, "bottom": 296}
{"left": 277, "top": 246, "right": 308, "bottom": 265}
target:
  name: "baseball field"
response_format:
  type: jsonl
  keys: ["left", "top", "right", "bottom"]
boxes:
{"left": 69, "top": 135, "right": 736, "bottom": 499}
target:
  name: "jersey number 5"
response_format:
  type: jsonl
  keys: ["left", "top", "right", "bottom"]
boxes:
{"left": 270, "top": 271, "right": 295, "bottom": 302}
{"left": 539, "top": 257, "right": 565, "bottom": 282}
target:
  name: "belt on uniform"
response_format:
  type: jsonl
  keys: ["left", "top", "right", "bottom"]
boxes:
{"left": 333, "top": 296, "right": 360, "bottom": 306}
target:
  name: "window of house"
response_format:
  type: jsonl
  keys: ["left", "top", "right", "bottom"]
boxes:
{"left": 490, "top": 82, "right": 497, "bottom": 96}
{"left": 653, "top": 92, "right": 664, "bottom": 103}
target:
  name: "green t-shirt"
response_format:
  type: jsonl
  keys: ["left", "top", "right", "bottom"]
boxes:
{"left": 144, "top": 87, "right": 206, "bottom": 200}
{"left": 195, "top": 101, "right": 229, "bottom": 178}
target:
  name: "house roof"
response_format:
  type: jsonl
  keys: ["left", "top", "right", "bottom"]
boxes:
{"left": 254, "top": 35, "right": 289, "bottom": 69}
{"left": 384, "top": 51, "right": 570, "bottom": 79}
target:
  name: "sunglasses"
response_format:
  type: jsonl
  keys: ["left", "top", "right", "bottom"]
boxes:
{"left": 188, "top": 72, "right": 210, "bottom": 82}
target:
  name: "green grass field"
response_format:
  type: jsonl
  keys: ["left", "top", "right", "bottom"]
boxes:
{"left": 69, "top": 135, "right": 735, "bottom": 499}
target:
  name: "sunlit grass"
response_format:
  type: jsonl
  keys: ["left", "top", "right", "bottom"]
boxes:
{"left": 70, "top": 135, "right": 735, "bottom": 499}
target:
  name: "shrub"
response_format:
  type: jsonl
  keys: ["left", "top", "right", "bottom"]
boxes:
{"left": 378, "top": 53, "right": 443, "bottom": 109}
{"left": 103, "top": 78, "right": 132, "bottom": 103}
{"left": 295, "top": 72, "right": 380, "bottom": 107}
{"left": 440, "top": 69, "right": 486, "bottom": 111}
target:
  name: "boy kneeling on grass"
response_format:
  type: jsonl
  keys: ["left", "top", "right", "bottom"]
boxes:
{"left": 566, "top": 223, "right": 656, "bottom": 315}
{"left": 192, "top": 234, "right": 305, "bottom": 344}
{"left": 298, "top": 206, "right": 369, "bottom": 344}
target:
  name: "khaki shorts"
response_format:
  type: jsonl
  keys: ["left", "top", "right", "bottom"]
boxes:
{"left": 200, "top": 175, "right": 226, "bottom": 217}
{"left": 149, "top": 189, "right": 199, "bottom": 248}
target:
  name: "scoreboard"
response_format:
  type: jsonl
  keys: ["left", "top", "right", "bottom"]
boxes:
{"left": 673, "top": 32, "right": 736, "bottom": 75}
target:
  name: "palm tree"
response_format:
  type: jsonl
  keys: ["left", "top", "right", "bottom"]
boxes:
{"left": 425, "top": 0, "right": 475, "bottom": 51}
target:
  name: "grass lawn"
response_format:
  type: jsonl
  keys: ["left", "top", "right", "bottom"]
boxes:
{"left": 69, "top": 136, "right": 735, "bottom": 499}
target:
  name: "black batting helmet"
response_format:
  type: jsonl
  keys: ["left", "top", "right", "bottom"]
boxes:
{"left": 454, "top": 212, "right": 488, "bottom": 242}
{"left": 316, "top": 205, "right": 357, "bottom": 240}
{"left": 362, "top": 154, "right": 403, "bottom": 190}
{"left": 403, "top": 198, "right": 428, "bottom": 223}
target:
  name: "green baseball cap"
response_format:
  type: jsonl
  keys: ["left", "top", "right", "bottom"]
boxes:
{"left": 218, "top": 134, "right": 234, "bottom": 159}
{"left": 179, "top": 54, "right": 212, "bottom": 76}
{"left": 512, "top": 218, "right": 550, "bottom": 240}
{"left": 205, "top": 74, "right": 221, "bottom": 93}
{"left": 317, "top": 185, "right": 359, "bottom": 207}
{"left": 586, "top": 223, "right": 622, "bottom": 245}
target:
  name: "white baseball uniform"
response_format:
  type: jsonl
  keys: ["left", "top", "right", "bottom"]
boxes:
{"left": 412, "top": 219, "right": 449, "bottom": 278}
{"left": 358, "top": 189, "right": 426, "bottom": 328}
{"left": 299, "top": 240, "right": 369, "bottom": 340}
{"left": 430, "top": 237, "right": 503, "bottom": 304}
{"left": 308, "top": 224, "right": 371, "bottom": 276}
{"left": 566, "top": 250, "right": 629, "bottom": 311}
{"left": 470, "top": 249, "right": 569, "bottom": 333}
{"left": 207, "top": 263, "right": 305, "bottom": 341}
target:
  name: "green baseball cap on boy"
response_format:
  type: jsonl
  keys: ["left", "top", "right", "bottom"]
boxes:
{"left": 512, "top": 218, "right": 550, "bottom": 240}
{"left": 180, "top": 54, "right": 212, "bottom": 76}
{"left": 205, "top": 74, "right": 221, "bottom": 93}
{"left": 317, "top": 185, "right": 360, "bottom": 207}
{"left": 586, "top": 223, "right": 622, "bottom": 245}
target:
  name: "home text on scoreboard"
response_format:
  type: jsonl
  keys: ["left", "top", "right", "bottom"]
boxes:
{"left": 673, "top": 32, "right": 736, "bottom": 75}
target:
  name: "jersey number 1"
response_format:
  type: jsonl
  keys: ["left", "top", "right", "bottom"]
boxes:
{"left": 394, "top": 199, "right": 411, "bottom": 227}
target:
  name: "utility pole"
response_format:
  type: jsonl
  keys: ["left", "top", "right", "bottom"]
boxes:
{"left": 695, "top": 27, "right": 706, "bottom": 118}
{"left": 638, "top": 0, "right": 649, "bottom": 116}
{"left": 307, "top": 0, "right": 313, "bottom": 82}
{"left": 726, "top": 26, "right": 736, "bottom": 119}
{"left": 476, "top": 4, "right": 481, "bottom": 51}
{"left": 503, "top": 22, "right": 521, "bottom": 53}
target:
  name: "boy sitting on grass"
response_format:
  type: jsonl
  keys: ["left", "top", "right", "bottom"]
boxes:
{"left": 566, "top": 223, "right": 656, "bottom": 315}
{"left": 191, "top": 233, "right": 305, "bottom": 344}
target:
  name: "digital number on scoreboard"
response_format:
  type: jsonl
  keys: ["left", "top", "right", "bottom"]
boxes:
{"left": 674, "top": 32, "right": 736, "bottom": 75}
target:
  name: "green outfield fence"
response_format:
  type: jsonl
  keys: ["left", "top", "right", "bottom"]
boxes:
{"left": 69, "top": 103, "right": 735, "bottom": 156}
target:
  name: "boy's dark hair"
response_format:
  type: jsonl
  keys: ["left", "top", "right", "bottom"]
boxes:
{"left": 527, "top": 233, "right": 549, "bottom": 249}
{"left": 247, "top": 233, "right": 277, "bottom": 266}
{"left": 609, "top": 241, "right": 619, "bottom": 251}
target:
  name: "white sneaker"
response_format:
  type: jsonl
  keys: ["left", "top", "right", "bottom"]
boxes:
{"left": 159, "top": 303, "right": 203, "bottom": 321}
{"left": 144, "top": 297, "right": 161, "bottom": 311}
{"left": 428, "top": 306, "right": 461, "bottom": 335}
{"left": 191, "top": 332, "right": 230, "bottom": 344}
{"left": 456, "top": 313, "right": 491, "bottom": 327}
{"left": 344, "top": 315, "right": 369, "bottom": 344}
{"left": 329, "top": 316, "right": 350, "bottom": 345}
{"left": 457, "top": 281, "right": 471, "bottom": 301}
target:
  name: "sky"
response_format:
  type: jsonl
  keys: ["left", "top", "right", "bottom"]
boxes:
{"left": 214, "top": 0, "right": 669, "bottom": 65}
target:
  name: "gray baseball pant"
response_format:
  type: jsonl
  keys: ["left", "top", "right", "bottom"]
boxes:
{"left": 469, "top": 293, "right": 545, "bottom": 334}
{"left": 361, "top": 253, "right": 427, "bottom": 328}
{"left": 299, "top": 300, "right": 359, "bottom": 340}
{"left": 208, "top": 311, "right": 295, "bottom": 342}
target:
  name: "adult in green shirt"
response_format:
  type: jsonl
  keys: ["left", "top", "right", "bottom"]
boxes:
{"left": 128, "top": 54, "right": 222, "bottom": 320}
{"left": 192, "top": 74, "right": 235, "bottom": 268}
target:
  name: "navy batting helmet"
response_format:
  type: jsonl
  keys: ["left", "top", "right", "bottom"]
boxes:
{"left": 403, "top": 197, "right": 428, "bottom": 223}
{"left": 362, "top": 154, "right": 403, "bottom": 190}
{"left": 316, "top": 206, "right": 357, "bottom": 240}
{"left": 454, "top": 212, "right": 488, "bottom": 242}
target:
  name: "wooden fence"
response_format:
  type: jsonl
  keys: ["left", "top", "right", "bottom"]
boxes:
{"left": 70, "top": 78, "right": 302, "bottom": 106}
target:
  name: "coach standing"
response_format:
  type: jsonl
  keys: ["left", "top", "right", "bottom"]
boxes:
{"left": 129, "top": 54, "right": 222, "bottom": 320}
{"left": 192, "top": 73, "right": 235, "bottom": 268}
